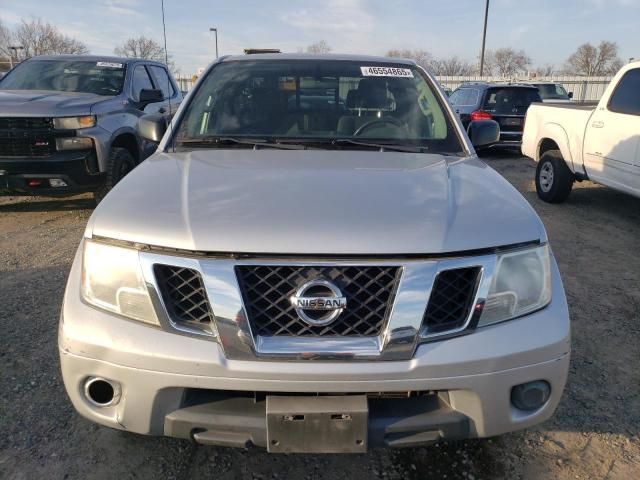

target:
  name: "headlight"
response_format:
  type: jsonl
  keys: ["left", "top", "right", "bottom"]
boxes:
{"left": 478, "top": 244, "right": 551, "bottom": 326}
{"left": 81, "top": 240, "right": 159, "bottom": 326}
{"left": 53, "top": 115, "right": 96, "bottom": 130}
{"left": 55, "top": 137, "right": 93, "bottom": 150}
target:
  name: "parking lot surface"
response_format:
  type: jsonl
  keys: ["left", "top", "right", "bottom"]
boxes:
{"left": 0, "top": 153, "right": 639, "bottom": 480}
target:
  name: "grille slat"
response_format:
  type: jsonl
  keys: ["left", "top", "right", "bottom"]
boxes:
{"left": 0, "top": 117, "right": 55, "bottom": 157}
{"left": 154, "top": 265, "right": 215, "bottom": 327}
{"left": 422, "top": 267, "right": 481, "bottom": 334}
{"left": 236, "top": 265, "right": 401, "bottom": 337}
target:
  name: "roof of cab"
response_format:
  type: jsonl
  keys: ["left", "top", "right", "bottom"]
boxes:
{"left": 220, "top": 52, "right": 417, "bottom": 65}
{"left": 26, "top": 54, "right": 164, "bottom": 66}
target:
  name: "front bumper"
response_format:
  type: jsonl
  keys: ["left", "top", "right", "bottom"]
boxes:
{"left": 59, "top": 246, "right": 570, "bottom": 450}
{"left": 0, "top": 150, "right": 102, "bottom": 196}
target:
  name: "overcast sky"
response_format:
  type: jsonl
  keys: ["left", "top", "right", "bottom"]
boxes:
{"left": 1, "top": 0, "right": 638, "bottom": 74}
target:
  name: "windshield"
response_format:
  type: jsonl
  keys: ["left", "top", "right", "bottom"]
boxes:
{"left": 0, "top": 60, "right": 126, "bottom": 96}
{"left": 175, "top": 60, "right": 463, "bottom": 154}
{"left": 482, "top": 87, "right": 541, "bottom": 115}
{"left": 535, "top": 83, "right": 570, "bottom": 100}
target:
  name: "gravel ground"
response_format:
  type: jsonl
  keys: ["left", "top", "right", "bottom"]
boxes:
{"left": 0, "top": 153, "right": 639, "bottom": 479}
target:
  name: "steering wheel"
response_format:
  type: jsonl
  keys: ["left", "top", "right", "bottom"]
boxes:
{"left": 353, "top": 117, "right": 405, "bottom": 137}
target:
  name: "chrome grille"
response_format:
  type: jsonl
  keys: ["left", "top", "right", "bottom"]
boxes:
{"left": 154, "top": 265, "right": 215, "bottom": 327}
{"left": 235, "top": 265, "right": 401, "bottom": 337}
{"left": 422, "top": 267, "right": 481, "bottom": 334}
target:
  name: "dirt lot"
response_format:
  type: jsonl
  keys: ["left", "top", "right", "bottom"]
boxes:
{"left": 0, "top": 153, "right": 639, "bottom": 480}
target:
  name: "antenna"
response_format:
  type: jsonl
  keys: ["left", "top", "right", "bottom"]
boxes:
{"left": 160, "top": 0, "right": 174, "bottom": 152}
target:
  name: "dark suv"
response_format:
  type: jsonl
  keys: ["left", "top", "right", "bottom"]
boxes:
{"left": 449, "top": 83, "right": 541, "bottom": 148}
{"left": 0, "top": 55, "right": 181, "bottom": 201}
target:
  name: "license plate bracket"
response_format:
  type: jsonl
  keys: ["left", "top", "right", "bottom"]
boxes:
{"left": 266, "top": 395, "right": 368, "bottom": 453}
{"left": 503, "top": 117, "right": 522, "bottom": 126}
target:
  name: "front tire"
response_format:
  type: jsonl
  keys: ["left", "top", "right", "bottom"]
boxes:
{"left": 93, "top": 147, "right": 136, "bottom": 204}
{"left": 535, "top": 150, "right": 574, "bottom": 203}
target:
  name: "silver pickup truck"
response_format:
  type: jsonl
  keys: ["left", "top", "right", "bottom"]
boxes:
{"left": 59, "top": 53, "right": 570, "bottom": 453}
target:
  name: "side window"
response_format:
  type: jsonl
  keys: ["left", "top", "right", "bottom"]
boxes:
{"left": 466, "top": 89, "right": 479, "bottom": 106}
{"left": 449, "top": 89, "right": 464, "bottom": 105}
{"left": 608, "top": 68, "right": 640, "bottom": 115}
{"left": 149, "top": 65, "right": 174, "bottom": 99}
{"left": 131, "top": 65, "right": 154, "bottom": 101}
{"left": 449, "top": 88, "right": 478, "bottom": 107}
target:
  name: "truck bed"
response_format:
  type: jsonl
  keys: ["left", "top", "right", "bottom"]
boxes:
{"left": 530, "top": 101, "right": 597, "bottom": 110}
{"left": 522, "top": 103, "right": 594, "bottom": 171}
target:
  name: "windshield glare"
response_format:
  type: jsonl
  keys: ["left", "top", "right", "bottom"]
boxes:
{"left": 176, "top": 60, "right": 463, "bottom": 153}
{"left": 0, "top": 60, "right": 126, "bottom": 96}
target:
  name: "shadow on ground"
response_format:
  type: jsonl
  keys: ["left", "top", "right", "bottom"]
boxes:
{"left": 0, "top": 195, "right": 94, "bottom": 213}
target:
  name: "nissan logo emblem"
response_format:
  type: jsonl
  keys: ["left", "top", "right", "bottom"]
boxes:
{"left": 290, "top": 279, "right": 347, "bottom": 326}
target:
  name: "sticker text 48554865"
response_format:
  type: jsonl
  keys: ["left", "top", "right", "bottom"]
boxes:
{"left": 360, "top": 66, "right": 414, "bottom": 78}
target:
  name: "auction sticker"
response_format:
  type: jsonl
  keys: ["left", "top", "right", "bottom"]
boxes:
{"left": 360, "top": 66, "right": 413, "bottom": 78}
{"left": 96, "top": 62, "right": 123, "bottom": 68}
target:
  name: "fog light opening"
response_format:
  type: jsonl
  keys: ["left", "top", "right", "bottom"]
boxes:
{"left": 49, "top": 178, "right": 68, "bottom": 187}
{"left": 84, "top": 377, "right": 121, "bottom": 407}
{"left": 511, "top": 380, "right": 551, "bottom": 412}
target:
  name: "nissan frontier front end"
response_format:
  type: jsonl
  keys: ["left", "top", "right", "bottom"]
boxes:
{"left": 59, "top": 54, "right": 570, "bottom": 453}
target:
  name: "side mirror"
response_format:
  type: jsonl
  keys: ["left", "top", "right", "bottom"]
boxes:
{"left": 567, "top": 91, "right": 574, "bottom": 99}
{"left": 138, "top": 113, "right": 167, "bottom": 143}
{"left": 138, "top": 88, "right": 164, "bottom": 105}
{"left": 468, "top": 119, "right": 500, "bottom": 149}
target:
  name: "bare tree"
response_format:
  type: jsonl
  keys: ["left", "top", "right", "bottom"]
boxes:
{"left": 430, "top": 56, "right": 475, "bottom": 76}
{"left": 532, "top": 64, "right": 556, "bottom": 77}
{"left": 0, "top": 20, "right": 12, "bottom": 70}
{"left": 13, "top": 17, "right": 88, "bottom": 58}
{"left": 386, "top": 49, "right": 432, "bottom": 69}
{"left": 114, "top": 36, "right": 165, "bottom": 61}
{"left": 486, "top": 48, "right": 531, "bottom": 77}
{"left": 306, "top": 40, "right": 332, "bottom": 54}
{"left": 565, "top": 41, "right": 623, "bottom": 76}
{"left": 114, "top": 36, "right": 175, "bottom": 72}
{"left": 0, "top": 20, "right": 12, "bottom": 57}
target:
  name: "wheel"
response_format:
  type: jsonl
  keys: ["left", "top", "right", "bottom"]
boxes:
{"left": 535, "top": 149, "right": 574, "bottom": 203}
{"left": 93, "top": 147, "right": 136, "bottom": 204}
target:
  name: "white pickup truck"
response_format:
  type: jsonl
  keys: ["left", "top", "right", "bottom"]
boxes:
{"left": 522, "top": 61, "right": 640, "bottom": 203}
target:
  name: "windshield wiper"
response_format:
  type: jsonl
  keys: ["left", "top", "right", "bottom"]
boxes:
{"left": 274, "top": 137, "right": 427, "bottom": 153}
{"left": 178, "top": 136, "right": 427, "bottom": 153}
{"left": 331, "top": 138, "right": 427, "bottom": 153}
{"left": 178, "top": 137, "right": 307, "bottom": 150}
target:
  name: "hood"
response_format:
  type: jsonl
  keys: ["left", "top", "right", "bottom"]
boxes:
{"left": 89, "top": 149, "right": 545, "bottom": 255}
{"left": 0, "top": 90, "right": 106, "bottom": 116}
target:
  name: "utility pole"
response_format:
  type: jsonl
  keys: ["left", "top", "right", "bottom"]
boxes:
{"left": 209, "top": 28, "right": 219, "bottom": 59}
{"left": 9, "top": 46, "right": 24, "bottom": 69}
{"left": 479, "top": 0, "right": 490, "bottom": 76}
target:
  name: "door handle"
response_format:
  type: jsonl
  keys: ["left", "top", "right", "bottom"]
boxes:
{"left": 158, "top": 107, "right": 167, "bottom": 114}
{"left": 591, "top": 121, "right": 604, "bottom": 128}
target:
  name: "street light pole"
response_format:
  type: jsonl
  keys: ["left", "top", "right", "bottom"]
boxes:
{"left": 209, "top": 28, "right": 218, "bottom": 59}
{"left": 479, "top": 0, "right": 490, "bottom": 76}
{"left": 9, "top": 46, "right": 24, "bottom": 69}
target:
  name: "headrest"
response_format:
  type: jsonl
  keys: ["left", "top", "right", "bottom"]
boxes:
{"left": 346, "top": 90, "right": 360, "bottom": 108}
{"left": 355, "top": 78, "right": 389, "bottom": 109}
